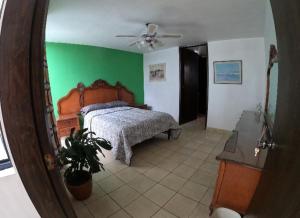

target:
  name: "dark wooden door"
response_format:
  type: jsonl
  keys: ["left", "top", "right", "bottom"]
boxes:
{"left": 246, "top": 0, "right": 300, "bottom": 217}
{"left": 198, "top": 56, "right": 208, "bottom": 115}
{"left": 0, "top": 1, "right": 76, "bottom": 217}
{"left": 179, "top": 48, "right": 199, "bottom": 124}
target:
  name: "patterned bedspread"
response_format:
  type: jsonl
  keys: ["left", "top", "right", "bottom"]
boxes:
{"left": 84, "top": 106, "right": 181, "bottom": 165}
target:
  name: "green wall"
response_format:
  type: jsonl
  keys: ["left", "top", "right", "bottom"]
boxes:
{"left": 46, "top": 42, "right": 144, "bottom": 117}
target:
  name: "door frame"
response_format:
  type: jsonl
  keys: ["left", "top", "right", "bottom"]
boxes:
{"left": 0, "top": 1, "right": 76, "bottom": 217}
{"left": 0, "top": 0, "right": 299, "bottom": 217}
{"left": 246, "top": 0, "right": 300, "bottom": 217}
{"left": 179, "top": 44, "right": 209, "bottom": 127}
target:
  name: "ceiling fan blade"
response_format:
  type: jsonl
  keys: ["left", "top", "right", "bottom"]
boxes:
{"left": 116, "top": 35, "right": 138, "bottom": 38}
{"left": 129, "top": 42, "right": 138, "bottom": 47}
{"left": 129, "top": 41, "right": 138, "bottom": 47}
{"left": 156, "top": 40, "right": 164, "bottom": 47}
{"left": 157, "top": 34, "right": 182, "bottom": 38}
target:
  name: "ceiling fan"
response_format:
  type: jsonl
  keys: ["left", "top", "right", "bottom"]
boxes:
{"left": 116, "top": 23, "right": 182, "bottom": 50}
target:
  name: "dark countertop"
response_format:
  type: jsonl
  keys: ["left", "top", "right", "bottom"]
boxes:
{"left": 217, "top": 111, "right": 268, "bottom": 170}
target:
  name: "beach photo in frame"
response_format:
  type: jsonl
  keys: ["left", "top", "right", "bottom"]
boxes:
{"left": 214, "top": 60, "right": 242, "bottom": 84}
{"left": 149, "top": 63, "right": 166, "bottom": 81}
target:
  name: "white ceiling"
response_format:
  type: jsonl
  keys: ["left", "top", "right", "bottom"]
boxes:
{"left": 46, "top": 0, "right": 266, "bottom": 53}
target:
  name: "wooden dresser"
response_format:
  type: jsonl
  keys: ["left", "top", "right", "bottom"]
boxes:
{"left": 56, "top": 114, "right": 80, "bottom": 138}
{"left": 210, "top": 111, "right": 268, "bottom": 215}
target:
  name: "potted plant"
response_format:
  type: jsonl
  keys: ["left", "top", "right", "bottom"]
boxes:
{"left": 58, "top": 128, "right": 112, "bottom": 200}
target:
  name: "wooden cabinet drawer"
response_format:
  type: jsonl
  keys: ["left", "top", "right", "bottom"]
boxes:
{"left": 211, "top": 160, "right": 261, "bottom": 215}
{"left": 56, "top": 114, "right": 80, "bottom": 138}
{"left": 57, "top": 118, "right": 78, "bottom": 128}
{"left": 58, "top": 127, "right": 79, "bottom": 137}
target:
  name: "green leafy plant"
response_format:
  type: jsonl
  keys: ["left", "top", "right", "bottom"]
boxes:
{"left": 58, "top": 128, "right": 112, "bottom": 186}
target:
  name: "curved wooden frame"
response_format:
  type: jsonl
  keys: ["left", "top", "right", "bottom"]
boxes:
{"left": 57, "top": 79, "right": 135, "bottom": 116}
{"left": 0, "top": 0, "right": 299, "bottom": 218}
{"left": 0, "top": 0, "right": 75, "bottom": 217}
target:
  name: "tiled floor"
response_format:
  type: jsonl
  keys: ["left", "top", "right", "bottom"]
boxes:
{"left": 68, "top": 119, "right": 231, "bottom": 218}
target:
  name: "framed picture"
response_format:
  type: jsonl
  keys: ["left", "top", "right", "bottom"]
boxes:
{"left": 214, "top": 60, "right": 243, "bottom": 84}
{"left": 149, "top": 63, "right": 166, "bottom": 81}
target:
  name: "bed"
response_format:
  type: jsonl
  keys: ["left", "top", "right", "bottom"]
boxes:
{"left": 57, "top": 79, "right": 181, "bottom": 165}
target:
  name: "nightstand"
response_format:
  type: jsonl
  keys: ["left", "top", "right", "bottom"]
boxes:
{"left": 56, "top": 114, "right": 80, "bottom": 138}
{"left": 132, "top": 104, "right": 150, "bottom": 110}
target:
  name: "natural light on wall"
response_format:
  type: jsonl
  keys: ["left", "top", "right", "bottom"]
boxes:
{"left": 0, "top": 102, "right": 11, "bottom": 171}
{"left": 0, "top": 132, "right": 8, "bottom": 160}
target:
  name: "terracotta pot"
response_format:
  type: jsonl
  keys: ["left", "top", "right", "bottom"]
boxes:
{"left": 65, "top": 171, "right": 92, "bottom": 201}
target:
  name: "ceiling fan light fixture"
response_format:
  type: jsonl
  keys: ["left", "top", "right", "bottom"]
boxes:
{"left": 116, "top": 23, "right": 182, "bottom": 51}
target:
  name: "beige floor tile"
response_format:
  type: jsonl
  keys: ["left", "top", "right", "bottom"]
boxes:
{"left": 136, "top": 150, "right": 154, "bottom": 160}
{"left": 155, "top": 147, "right": 175, "bottom": 158}
{"left": 131, "top": 158, "right": 155, "bottom": 174}
{"left": 190, "top": 169, "right": 216, "bottom": 187}
{"left": 211, "top": 146, "right": 224, "bottom": 155}
{"left": 200, "top": 162, "right": 219, "bottom": 175}
{"left": 105, "top": 161, "right": 128, "bottom": 174}
{"left": 145, "top": 166, "right": 170, "bottom": 182}
{"left": 74, "top": 205, "right": 94, "bottom": 218}
{"left": 152, "top": 209, "right": 178, "bottom": 218}
{"left": 100, "top": 151, "right": 114, "bottom": 165}
{"left": 71, "top": 198, "right": 85, "bottom": 209}
{"left": 93, "top": 170, "right": 112, "bottom": 182}
{"left": 182, "top": 142, "right": 201, "bottom": 150}
{"left": 115, "top": 167, "right": 140, "bottom": 183}
{"left": 87, "top": 195, "right": 120, "bottom": 218}
{"left": 143, "top": 154, "right": 166, "bottom": 166}
{"left": 189, "top": 203, "right": 210, "bottom": 218}
{"left": 67, "top": 119, "right": 222, "bottom": 218}
{"left": 205, "top": 154, "right": 219, "bottom": 165}
{"left": 109, "top": 185, "right": 140, "bottom": 207}
{"left": 109, "top": 209, "right": 132, "bottom": 218}
{"left": 197, "top": 144, "right": 214, "bottom": 154}
{"left": 128, "top": 174, "right": 156, "bottom": 193}
{"left": 98, "top": 175, "right": 124, "bottom": 193}
{"left": 177, "top": 147, "right": 196, "bottom": 156}
{"left": 164, "top": 194, "right": 198, "bottom": 218}
{"left": 83, "top": 183, "right": 106, "bottom": 205}
{"left": 144, "top": 184, "right": 176, "bottom": 206}
{"left": 204, "top": 138, "right": 221, "bottom": 147}
{"left": 201, "top": 188, "right": 214, "bottom": 206}
{"left": 125, "top": 196, "right": 160, "bottom": 218}
{"left": 178, "top": 181, "right": 208, "bottom": 202}
{"left": 160, "top": 173, "right": 186, "bottom": 191}
{"left": 168, "top": 153, "right": 189, "bottom": 164}
{"left": 167, "top": 143, "right": 183, "bottom": 151}
{"left": 159, "top": 159, "right": 180, "bottom": 171}
{"left": 183, "top": 157, "right": 204, "bottom": 169}
{"left": 191, "top": 151, "right": 209, "bottom": 160}
{"left": 172, "top": 164, "right": 196, "bottom": 179}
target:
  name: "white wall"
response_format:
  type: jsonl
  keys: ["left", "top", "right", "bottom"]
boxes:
{"left": 207, "top": 38, "right": 266, "bottom": 130}
{"left": 264, "top": 0, "right": 278, "bottom": 120}
{"left": 0, "top": 173, "right": 40, "bottom": 218}
{"left": 0, "top": 105, "right": 39, "bottom": 218}
{"left": 144, "top": 47, "right": 180, "bottom": 121}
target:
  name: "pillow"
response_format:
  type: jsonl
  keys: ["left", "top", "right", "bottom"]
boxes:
{"left": 80, "top": 103, "right": 107, "bottom": 116}
{"left": 105, "top": 100, "right": 129, "bottom": 108}
{"left": 80, "top": 101, "right": 129, "bottom": 116}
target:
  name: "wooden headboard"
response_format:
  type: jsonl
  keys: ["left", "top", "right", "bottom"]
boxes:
{"left": 57, "top": 80, "right": 135, "bottom": 116}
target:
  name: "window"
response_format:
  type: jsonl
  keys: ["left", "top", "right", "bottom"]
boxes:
{"left": 0, "top": 122, "right": 12, "bottom": 170}
{"left": 0, "top": 0, "right": 10, "bottom": 171}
